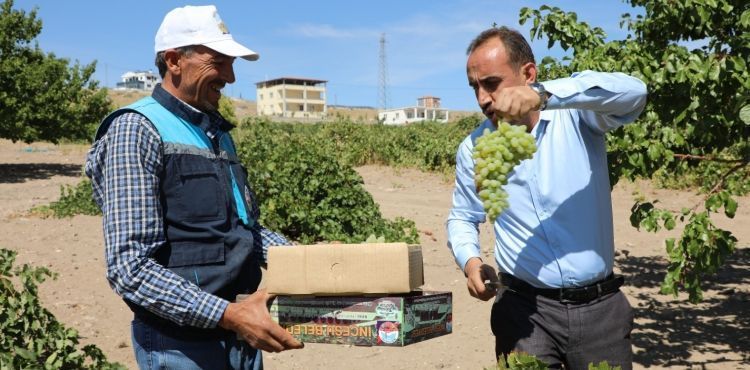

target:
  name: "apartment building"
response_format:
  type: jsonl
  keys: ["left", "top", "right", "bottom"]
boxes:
{"left": 256, "top": 77, "right": 327, "bottom": 119}
{"left": 115, "top": 70, "right": 159, "bottom": 91}
{"left": 378, "top": 96, "right": 450, "bottom": 125}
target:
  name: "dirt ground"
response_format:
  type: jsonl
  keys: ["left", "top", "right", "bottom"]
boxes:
{"left": 0, "top": 139, "right": 747, "bottom": 370}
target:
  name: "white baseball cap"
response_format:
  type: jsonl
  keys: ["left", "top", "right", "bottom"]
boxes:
{"left": 154, "top": 5, "right": 259, "bottom": 61}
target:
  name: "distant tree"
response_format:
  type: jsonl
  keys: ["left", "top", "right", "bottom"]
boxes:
{"left": 0, "top": 0, "right": 111, "bottom": 143}
{"left": 218, "top": 95, "right": 237, "bottom": 125}
{"left": 520, "top": 0, "right": 749, "bottom": 302}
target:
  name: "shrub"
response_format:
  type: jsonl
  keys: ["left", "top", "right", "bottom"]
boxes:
{"left": 0, "top": 248, "right": 124, "bottom": 369}
{"left": 236, "top": 120, "right": 418, "bottom": 244}
{"left": 33, "top": 179, "right": 100, "bottom": 218}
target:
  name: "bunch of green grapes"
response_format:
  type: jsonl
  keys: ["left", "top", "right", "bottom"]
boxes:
{"left": 473, "top": 122, "right": 537, "bottom": 220}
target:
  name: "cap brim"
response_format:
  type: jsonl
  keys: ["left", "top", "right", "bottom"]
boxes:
{"left": 203, "top": 39, "right": 259, "bottom": 61}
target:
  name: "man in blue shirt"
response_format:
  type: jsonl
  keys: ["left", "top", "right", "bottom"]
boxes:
{"left": 447, "top": 27, "right": 647, "bottom": 369}
{"left": 86, "top": 5, "right": 303, "bottom": 369}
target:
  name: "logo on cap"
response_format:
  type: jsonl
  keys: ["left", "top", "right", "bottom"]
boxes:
{"left": 218, "top": 22, "right": 229, "bottom": 34}
{"left": 211, "top": 9, "right": 230, "bottom": 34}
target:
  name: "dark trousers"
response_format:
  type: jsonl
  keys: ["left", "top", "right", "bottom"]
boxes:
{"left": 490, "top": 286, "right": 634, "bottom": 369}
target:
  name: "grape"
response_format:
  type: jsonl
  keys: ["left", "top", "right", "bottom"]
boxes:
{"left": 472, "top": 122, "right": 537, "bottom": 221}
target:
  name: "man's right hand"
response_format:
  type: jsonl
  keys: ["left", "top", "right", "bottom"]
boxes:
{"left": 219, "top": 289, "right": 304, "bottom": 352}
{"left": 464, "top": 257, "right": 498, "bottom": 301}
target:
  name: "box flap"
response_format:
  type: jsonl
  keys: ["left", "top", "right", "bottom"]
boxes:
{"left": 267, "top": 243, "right": 423, "bottom": 295}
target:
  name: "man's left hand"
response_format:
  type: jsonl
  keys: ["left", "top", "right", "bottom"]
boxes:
{"left": 490, "top": 85, "right": 541, "bottom": 123}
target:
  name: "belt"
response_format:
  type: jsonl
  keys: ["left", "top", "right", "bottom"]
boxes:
{"left": 499, "top": 273, "right": 624, "bottom": 303}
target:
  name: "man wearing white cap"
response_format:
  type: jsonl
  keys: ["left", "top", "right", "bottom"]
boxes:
{"left": 85, "top": 5, "right": 303, "bottom": 369}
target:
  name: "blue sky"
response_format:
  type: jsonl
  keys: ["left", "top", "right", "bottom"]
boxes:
{"left": 13, "top": 0, "right": 641, "bottom": 111}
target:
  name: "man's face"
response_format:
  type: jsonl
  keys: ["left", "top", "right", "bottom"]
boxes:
{"left": 177, "top": 45, "right": 236, "bottom": 111}
{"left": 466, "top": 38, "right": 526, "bottom": 123}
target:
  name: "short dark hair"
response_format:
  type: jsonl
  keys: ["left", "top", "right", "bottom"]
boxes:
{"left": 466, "top": 26, "right": 535, "bottom": 69}
{"left": 154, "top": 46, "right": 195, "bottom": 78}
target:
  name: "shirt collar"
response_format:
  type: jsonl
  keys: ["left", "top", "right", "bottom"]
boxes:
{"left": 151, "top": 84, "right": 235, "bottom": 138}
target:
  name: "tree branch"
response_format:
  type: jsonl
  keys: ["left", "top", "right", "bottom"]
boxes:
{"left": 691, "top": 160, "right": 750, "bottom": 212}
{"left": 674, "top": 153, "right": 745, "bottom": 163}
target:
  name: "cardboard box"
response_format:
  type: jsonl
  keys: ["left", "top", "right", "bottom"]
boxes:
{"left": 268, "top": 291, "right": 452, "bottom": 346}
{"left": 266, "top": 243, "right": 423, "bottom": 295}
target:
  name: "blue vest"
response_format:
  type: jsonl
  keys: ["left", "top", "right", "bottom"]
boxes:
{"left": 97, "top": 96, "right": 261, "bottom": 331}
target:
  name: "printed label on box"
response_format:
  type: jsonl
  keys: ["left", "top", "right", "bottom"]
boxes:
{"left": 269, "top": 291, "right": 451, "bottom": 346}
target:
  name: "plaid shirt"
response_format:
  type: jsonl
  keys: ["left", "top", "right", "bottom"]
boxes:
{"left": 85, "top": 93, "right": 290, "bottom": 329}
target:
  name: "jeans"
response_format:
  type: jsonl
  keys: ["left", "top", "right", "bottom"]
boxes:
{"left": 131, "top": 318, "right": 262, "bottom": 370}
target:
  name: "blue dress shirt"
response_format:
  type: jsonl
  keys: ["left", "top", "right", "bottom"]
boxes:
{"left": 447, "top": 71, "right": 647, "bottom": 288}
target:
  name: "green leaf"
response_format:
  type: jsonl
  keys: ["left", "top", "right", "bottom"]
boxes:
{"left": 14, "top": 346, "right": 37, "bottom": 361}
{"left": 724, "top": 198, "right": 738, "bottom": 218}
{"left": 664, "top": 217, "right": 676, "bottom": 230}
{"left": 665, "top": 238, "right": 675, "bottom": 255}
{"left": 740, "top": 105, "right": 750, "bottom": 125}
{"left": 705, "top": 195, "right": 722, "bottom": 212}
{"left": 709, "top": 62, "right": 721, "bottom": 81}
{"left": 740, "top": 9, "right": 750, "bottom": 27}
{"left": 45, "top": 351, "right": 59, "bottom": 366}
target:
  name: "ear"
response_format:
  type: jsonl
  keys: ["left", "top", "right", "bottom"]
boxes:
{"left": 520, "top": 62, "right": 538, "bottom": 84}
{"left": 164, "top": 49, "right": 183, "bottom": 76}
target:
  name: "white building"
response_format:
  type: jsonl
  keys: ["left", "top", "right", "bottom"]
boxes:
{"left": 256, "top": 77, "right": 327, "bottom": 119}
{"left": 116, "top": 70, "right": 159, "bottom": 91}
{"left": 378, "top": 96, "right": 450, "bottom": 125}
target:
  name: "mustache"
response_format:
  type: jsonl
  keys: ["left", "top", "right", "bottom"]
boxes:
{"left": 482, "top": 107, "right": 495, "bottom": 121}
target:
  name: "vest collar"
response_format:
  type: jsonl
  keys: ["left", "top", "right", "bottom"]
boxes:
{"left": 151, "top": 84, "right": 235, "bottom": 136}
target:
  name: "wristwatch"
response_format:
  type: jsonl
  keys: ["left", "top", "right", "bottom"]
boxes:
{"left": 528, "top": 82, "right": 549, "bottom": 111}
